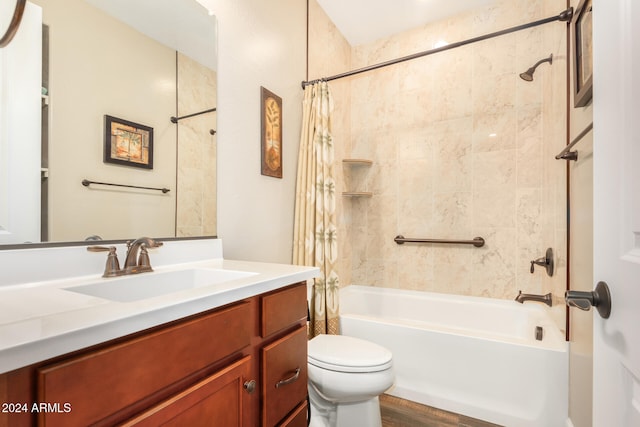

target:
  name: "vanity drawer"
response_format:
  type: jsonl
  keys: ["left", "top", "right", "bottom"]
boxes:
{"left": 37, "top": 301, "right": 251, "bottom": 426}
{"left": 262, "top": 325, "right": 308, "bottom": 427}
{"left": 261, "top": 283, "right": 307, "bottom": 337}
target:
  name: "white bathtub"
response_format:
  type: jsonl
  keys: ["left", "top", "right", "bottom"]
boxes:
{"left": 339, "top": 285, "right": 568, "bottom": 427}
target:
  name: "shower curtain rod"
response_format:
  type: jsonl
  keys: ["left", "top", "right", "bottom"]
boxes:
{"left": 302, "top": 7, "right": 573, "bottom": 89}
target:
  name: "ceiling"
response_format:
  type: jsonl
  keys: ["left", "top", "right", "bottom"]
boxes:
{"left": 85, "top": 0, "right": 217, "bottom": 70}
{"left": 316, "top": 0, "right": 494, "bottom": 46}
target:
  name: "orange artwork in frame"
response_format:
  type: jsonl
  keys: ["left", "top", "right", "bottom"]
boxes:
{"left": 260, "top": 87, "right": 282, "bottom": 178}
{"left": 104, "top": 115, "right": 153, "bottom": 169}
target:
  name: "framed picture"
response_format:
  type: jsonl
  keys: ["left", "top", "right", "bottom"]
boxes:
{"left": 573, "top": 0, "right": 593, "bottom": 107}
{"left": 260, "top": 87, "right": 282, "bottom": 178}
{"left": 104, "top": 115, "right": 153, "bottom": 169}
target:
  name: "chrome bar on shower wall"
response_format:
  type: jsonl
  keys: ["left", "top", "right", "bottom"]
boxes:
{"left": 394, "top": 235, "right": 485, "bottom": 248}
{"left": 301, "top": 7, "right": 574, "bottom": 88}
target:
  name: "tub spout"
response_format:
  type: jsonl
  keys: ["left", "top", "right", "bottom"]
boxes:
{"left": 515, "top": 291, "right": 552, "bottom": 307}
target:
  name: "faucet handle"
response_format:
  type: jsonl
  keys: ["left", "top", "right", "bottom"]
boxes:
{"left": 529, "top": 248, "right": 554, "bottom": 277}
{"left": 137, "top": 240, "right": 162, "bottom": 268}
{"left": 128, "top": 238, "right": 163, "bottom": 248}
{"left": 147, "top": 239, "right": 163, "bottom": 249}
{"left": 87, "top": 245, "right": 121, "bottom": 277}
{"left": 87, "top": 245, "right": 117, "bottom": 252}
{"left": 138, "top": 244, "right": 151, "bottom": 269}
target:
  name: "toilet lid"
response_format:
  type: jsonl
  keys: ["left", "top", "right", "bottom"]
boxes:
{"left": 308, "top": 334, "right": 393, "bottom": 373}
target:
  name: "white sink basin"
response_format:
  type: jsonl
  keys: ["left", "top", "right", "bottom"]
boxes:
{"left": 63, "top": 269, "right": 257, "bottom": 302}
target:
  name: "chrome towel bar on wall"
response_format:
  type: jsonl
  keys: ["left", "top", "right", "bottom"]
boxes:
{"left": 394, "top": 235, "right": 485, "bottom": 247}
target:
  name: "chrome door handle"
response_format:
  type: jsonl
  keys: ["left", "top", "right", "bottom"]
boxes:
{"left": 565, "top": 281, "right": 611, "bottom": 319}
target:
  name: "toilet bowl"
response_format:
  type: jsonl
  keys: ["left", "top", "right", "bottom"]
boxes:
{"left": 307, "top": 334, "right": 394, "bottom": 427}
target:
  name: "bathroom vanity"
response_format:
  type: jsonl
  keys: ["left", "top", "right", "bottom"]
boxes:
{"left": 0, "top": 239, "right": 318, "bottom": 427}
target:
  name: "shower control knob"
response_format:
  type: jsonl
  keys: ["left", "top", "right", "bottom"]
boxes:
{"left": 530, "top": 248, "right": 554, "bottom": 277}
{"left": 565, "top": 281, "right": 612, "bottom": 319}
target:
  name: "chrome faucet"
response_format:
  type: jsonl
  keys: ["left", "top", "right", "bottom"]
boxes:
{"left": 88, "top": 237, "right": 162, "bottom": 277}
{"left": 515, "top": 291, "right": 553, "bottom": 307}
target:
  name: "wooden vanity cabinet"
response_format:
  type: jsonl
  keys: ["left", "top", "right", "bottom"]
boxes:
{"left": 259, "top": 283, "right": 308, "bottom": 426}
{"left": 0, "top": 281, "right": 309, "bottom": 427}
{"left": 37, "top": 301, "right": 253, "bottom": 427}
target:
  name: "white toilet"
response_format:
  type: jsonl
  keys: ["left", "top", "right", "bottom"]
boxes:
{"left": 307, "top": 334, "right": 394, "bottom": 427}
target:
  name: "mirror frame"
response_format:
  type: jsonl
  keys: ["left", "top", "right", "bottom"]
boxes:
{"left": 0, "top": 235, "right": 216, "bottom": 251}
{"left": 0, "top": 0, "right": 26, "bottom": 48}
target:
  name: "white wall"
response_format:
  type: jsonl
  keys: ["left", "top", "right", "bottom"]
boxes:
{"left": 204, "top": 0, "right": 307, "bottom": 263}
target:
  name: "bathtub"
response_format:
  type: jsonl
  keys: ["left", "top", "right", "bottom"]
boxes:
{"left": 339, "top": 285, "right": 568, "bottom": 427}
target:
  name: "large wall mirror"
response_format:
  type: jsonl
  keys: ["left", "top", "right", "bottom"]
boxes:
{"left": 0, "top": 0, "right": 217, "bottom": 247}
{"left": 0, "top": 0, "right": 25, "bottom": 47}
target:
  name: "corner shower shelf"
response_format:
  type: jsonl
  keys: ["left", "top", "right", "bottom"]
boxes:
{"left": 342, "top": 159, "right": 373, "bottom": 166}
{"left": 342, "top": 159, "right": 373, "bottom": 197}
{"left": 342, "top": 191, "right": 373, "bottom": 197}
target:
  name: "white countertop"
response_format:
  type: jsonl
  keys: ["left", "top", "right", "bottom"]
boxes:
{"left": 0, "top": 240, "right": 319, "bottom": 374}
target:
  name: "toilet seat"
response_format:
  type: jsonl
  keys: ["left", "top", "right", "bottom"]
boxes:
{"left": 308, "top": 334, "right": 393, "bottom": 373}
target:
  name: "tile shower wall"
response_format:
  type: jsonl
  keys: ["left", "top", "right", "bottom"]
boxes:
{"left": 310, "top": 0, "right": 567, "bottom": 331}
{"left": 176, "top": 53, "right": 217, "bottom": 237}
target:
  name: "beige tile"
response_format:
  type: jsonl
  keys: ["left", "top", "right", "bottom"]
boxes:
{"left": 473, "top": 189, "right": 515, "bottom": 228}
{"left": 472, "top": 108, "right": 517, "bottom": 152}
{"left": 310, "top": 0, "right": 567, "bottom": 333}
{"left": 433, "top": 192, "right": 473, "bottom": 234}
{"left": 473, "top": 149, "right": 516, "bottom": 188}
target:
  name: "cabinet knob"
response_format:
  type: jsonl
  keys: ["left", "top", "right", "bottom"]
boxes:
{"left": 243, "top": 379, "right": 256, "bottom": 394}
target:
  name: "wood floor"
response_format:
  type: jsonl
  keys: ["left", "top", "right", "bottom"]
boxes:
{"left": 379, "top": 394, "right": 502, "bottom": 427}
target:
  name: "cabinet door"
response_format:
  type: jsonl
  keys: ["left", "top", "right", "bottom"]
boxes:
{"left": 262, "top": 326, "right": 308, "bottom": 427}
{"left": 37, "top": 302, "right": 251, "bottom": 426}
{"left": 122, "top": 356, "right": 252, "bottom": 427}
{"left": 277, "top": 401, "right": 308, "bottom": 427}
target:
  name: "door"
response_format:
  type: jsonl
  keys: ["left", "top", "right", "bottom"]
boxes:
{"left": 0, "top": 2, "right": 41, "bottom": 244}
{"left": 591, "top": 0, "right": 640, "bottom": 425}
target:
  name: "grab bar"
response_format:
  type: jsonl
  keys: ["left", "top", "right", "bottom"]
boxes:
{"left": 555, "top": 122, "right": 593, "bottom": 161}
{"left": 394, "top": 235, "right": 485, "bottom": 247}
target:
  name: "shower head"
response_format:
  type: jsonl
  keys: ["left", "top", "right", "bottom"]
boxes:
{"left": 519, "top": 54, "right": 553, "bottom": 82}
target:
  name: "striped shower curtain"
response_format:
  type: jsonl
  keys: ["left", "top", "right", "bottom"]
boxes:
{"left": 292, "top": 81, "right": 339, "bottom": 337}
